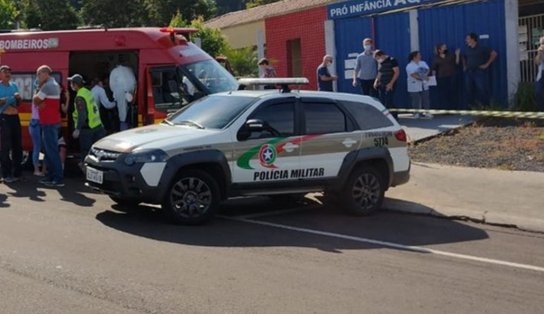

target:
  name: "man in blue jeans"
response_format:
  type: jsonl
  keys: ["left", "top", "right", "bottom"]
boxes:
{"left": 33, "top": 65, "right": 64, "bottom": 187}
{"left": 463, "top": 32, "right": 497, "bottom": 108}
{"left": 0, "top": 65, "right": 23, "bottom": 183}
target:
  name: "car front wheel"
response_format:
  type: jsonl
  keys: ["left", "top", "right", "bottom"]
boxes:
{"left": 161, "top": 169, "right": 220, "bottom": 225}
{"left": 342, "top": 166, "right": 385, "bottom": 215}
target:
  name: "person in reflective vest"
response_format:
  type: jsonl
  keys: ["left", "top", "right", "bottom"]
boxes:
{"left": 68, "top": 74, "right": 106, "bottom": 160}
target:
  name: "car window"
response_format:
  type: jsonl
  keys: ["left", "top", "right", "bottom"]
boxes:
{"left": 303, "top": 102, "right": 346, "bottom": 134}
{"left": 166, "top": 95, "right": 255, "bottom": 129}
{"left": 341, "top": 101, "right": 394, "bottom": 130}
{"left": 248, "top": 102, "right": 295, "bottom": 139}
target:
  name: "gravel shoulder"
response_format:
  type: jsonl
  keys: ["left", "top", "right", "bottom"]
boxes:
{"left": 409, "top": 118, "right": 544, "bottom": 172}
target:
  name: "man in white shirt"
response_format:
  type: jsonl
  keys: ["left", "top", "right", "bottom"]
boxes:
{"left": 91, "top": 77, "right": 117, "bottom": 133}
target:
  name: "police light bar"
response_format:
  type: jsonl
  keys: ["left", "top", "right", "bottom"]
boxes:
{"left": 238, "top": 77, "right": 309, "bottom": 86}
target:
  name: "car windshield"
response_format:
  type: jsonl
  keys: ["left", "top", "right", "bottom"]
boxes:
{"left": 165, "top": 95, "right": 256, "bottom": 129}
{"left": 179, "top": 59, "right": 239, "bottom": 95}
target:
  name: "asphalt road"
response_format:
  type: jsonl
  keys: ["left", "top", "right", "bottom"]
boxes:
{"left": 1, "top": 174, "right": 543, "bottom": 314}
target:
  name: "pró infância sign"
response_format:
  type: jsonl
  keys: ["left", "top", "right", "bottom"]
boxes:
{"left": 328, "top": 0, "right": 443, "bottom": 19}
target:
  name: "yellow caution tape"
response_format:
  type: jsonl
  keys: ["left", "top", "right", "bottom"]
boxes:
{"left": 389, "top": 108, "right": 544, "bottom": 119}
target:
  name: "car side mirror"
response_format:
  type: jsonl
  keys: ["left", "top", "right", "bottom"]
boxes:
{"left": 237, "top": 119, "right": 264, "bottom": 141}
{"left": 245, "top": 119, "right": 264, "bottom": 132}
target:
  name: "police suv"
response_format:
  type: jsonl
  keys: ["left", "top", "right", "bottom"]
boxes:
{"left": 84, "top": 78, "right": 410, "bottom": 224}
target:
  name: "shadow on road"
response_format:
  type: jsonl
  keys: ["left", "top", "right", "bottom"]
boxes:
{"left": 1, "top": 172, "right": 99, "bottom": 207}
{"left": 95, "top": 196, "right": 489, "bottom": 253}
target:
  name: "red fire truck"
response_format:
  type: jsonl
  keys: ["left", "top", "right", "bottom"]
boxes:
{"left": 0, "top": 27, "right": 239, "bottom": 157}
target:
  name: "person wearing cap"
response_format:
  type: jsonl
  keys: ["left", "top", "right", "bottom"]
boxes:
{"left": 0, "top": 65, "right": 23, "bottom": 183}
{"left": 33, "top": 65, "right": 64, "bottom": 187}
{"left": 68, "top": 74, "right": 106, "bottom": 160}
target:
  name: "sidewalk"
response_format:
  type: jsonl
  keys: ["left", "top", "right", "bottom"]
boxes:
{"left": 398, "top": 114, "right": 475, "bottom": 143}
{"left": 385, "top": 115, "right": 544, "bottom": 233}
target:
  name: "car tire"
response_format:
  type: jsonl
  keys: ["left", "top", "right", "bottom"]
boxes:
{"left": 109, "top": 196, "right": 141, "bottom": 209}
{"left": 161, "top": 169, "right": 220, "bottom": 225}
{"left": 341, "top": 165, "right": 385, "bottom": 215}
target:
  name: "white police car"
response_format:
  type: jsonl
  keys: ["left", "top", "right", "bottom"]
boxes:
{"left": 85, "top": 78, "right": 410, "bottom": 224}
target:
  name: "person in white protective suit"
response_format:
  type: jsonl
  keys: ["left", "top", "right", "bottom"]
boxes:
{"left": 109, "top": 64, "right": 136, "bottom": 131}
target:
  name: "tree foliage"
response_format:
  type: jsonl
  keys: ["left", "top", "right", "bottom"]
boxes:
{"left": 190, "top": 17, "right": 229, "bottom": 58}
{"left": 21, "top": 0, "right": 80, "bottom": 30}
{"left": 0, "top": 0, "right": 278, "bottom": 31}
{"left": 215, "top": 0, "right": 247, "bottom": 15}
{"left": 0, "top": 0, "right": 18, "bottom": 29}
{"left": 246, "top": 0, "right": 280, "bottom": 9}
{"left": 80, "top": 0, "right": 149, "bottom": 28}
{"left": 147, "top": 0, "right": 216, "bottom": 26}
{"left": 223, "top": 47, "right": 258, "bottom": 77}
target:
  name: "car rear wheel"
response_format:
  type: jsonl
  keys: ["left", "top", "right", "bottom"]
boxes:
{"left": 161, "top": 169, "right": 219, "bottom": 225}
{"left": 342, "top": 166, "right": 385, "bottom": 215}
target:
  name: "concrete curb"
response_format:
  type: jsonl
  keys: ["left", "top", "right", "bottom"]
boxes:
{"left": 384, "top": 198, "right": 544, "bottom": 234}
{"left": 384, "top": 162, "right": 544, "bottom": 234}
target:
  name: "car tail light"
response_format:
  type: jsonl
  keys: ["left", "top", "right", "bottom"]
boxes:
{"left": 394, "top": 129, "right": 407, "bottom": 142}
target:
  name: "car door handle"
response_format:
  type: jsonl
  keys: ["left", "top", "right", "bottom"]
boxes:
{"left": 283, "top": 142, "right": 299, "bottom": 153}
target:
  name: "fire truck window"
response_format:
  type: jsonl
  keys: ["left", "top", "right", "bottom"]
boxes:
{"left": 151, "top": 68, "right": 190, "bottom": 113}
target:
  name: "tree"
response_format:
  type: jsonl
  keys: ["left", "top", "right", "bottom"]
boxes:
{"left": 0, "top": 0, "right": 18, "bottom": 29}
{"left": 21, "top": 0, "right": 80, "bottom": 30}
{"left": 215, "top": 0, "right": 247, "bottom": 15}
{"left": 168, "top": 10, "right": 188, "bottom": 28}
{"left": 170, "top": 13, "right": 229, "bottom": 58}
{"left": 246, "top": 0, "right": 280, "bottom": 9}
{"left": 147, "top": 0, "right": 216, "bottom": 26}
{"left": 80, "top": 0, "right": 149, "bottom": 28}
{"left": 223, "top": 47, "right": 258, "bottom": 77}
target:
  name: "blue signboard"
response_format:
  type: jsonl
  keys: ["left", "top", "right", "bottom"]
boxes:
{"left": 328, "top": 0, "right": 443, "bottom": 19}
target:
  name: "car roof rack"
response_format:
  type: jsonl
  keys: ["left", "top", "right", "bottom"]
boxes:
{"left": 238, "top": 77, "right": 309, "bottom": 93}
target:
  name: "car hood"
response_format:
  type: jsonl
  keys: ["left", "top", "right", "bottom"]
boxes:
{"left": 93, "top": 124, "right": 220, "bottom": 153}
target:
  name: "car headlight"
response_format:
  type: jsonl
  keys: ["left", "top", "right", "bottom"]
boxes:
{"left": 124, "top": 149, "right": 168, "bottom": 166}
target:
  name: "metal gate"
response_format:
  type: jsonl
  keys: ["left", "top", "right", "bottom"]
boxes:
{"left": 519, "top": 13, "right": 544, "bottom": 83}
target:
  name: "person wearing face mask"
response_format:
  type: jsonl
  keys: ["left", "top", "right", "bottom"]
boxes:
{"left": 316, "top": 55, "right": 337, "bottom": 92}
{"left": 373, "top": 50, "right": 400, "bottom": 119}
{"left": 431, "top": 43, "right": 461, "bottom": 110}
{"left": 68, "top": 74, "right": 106, "bottom": 161}
{"left": 352, "top": 38, "right": 378, "bottom": 97}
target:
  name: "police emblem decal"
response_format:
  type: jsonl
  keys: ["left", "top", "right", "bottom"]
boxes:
{"left": 258, "top": 144, "right": 277, "bottom": 168}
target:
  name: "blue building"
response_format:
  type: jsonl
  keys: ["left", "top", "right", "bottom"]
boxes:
{"left": 325, "top": 0, "right": 530, "bottom": 108}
